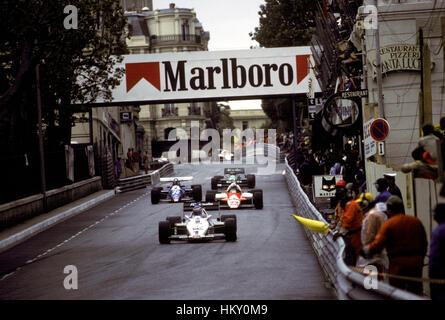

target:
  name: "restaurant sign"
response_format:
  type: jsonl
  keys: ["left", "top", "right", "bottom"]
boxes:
{"left": 369, "top": 44, "right": 421, "bottom": 78}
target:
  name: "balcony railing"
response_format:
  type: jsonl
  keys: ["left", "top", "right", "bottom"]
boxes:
{"left": 151, "top": 34, "right": 202, "bottom": 45}
{"left": 161, "top": 107, "right": 178, "bottom": 117}
{"left": 188, "top": 106, "right": 201, "bottom": 116}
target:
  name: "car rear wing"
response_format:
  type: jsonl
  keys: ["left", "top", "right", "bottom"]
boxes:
{"left": 160, "top": 176, "right": 193, "bottom": 182}
{"left": 183, "top": 201, "right": 220, "bottom": 212}
{"left": 224, "top": 168, "right": 245, "bottom": 174}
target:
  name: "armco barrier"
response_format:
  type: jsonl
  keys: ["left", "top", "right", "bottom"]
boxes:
{"left": 244, "top": 143, "right": 280, "bottom": 161}
{"left": 284, "top": 156, "right": 426, "bottom": 300}
{"left": 116, "top": 162, "right": 173, "bottom": 193}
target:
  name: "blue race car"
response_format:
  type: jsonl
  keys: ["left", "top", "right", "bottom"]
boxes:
{"left": 151, "top": 177, "right": 202, "bottom": 204}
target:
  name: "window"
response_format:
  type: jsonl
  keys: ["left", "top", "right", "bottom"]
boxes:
{"left": 242, "top": 121, "right": 249, "bottom": 131}
{"left": 182, "top": 20, "right": 190, "bottom": 41}
{"left": 188, "top": 103, "right": 201, "bottom": 116}
{"left": 162, "top": 103, "right": 177, "bottom": 116}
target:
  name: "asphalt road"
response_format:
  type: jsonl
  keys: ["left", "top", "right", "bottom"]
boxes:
{"left": 0, "top": 163, "right": 335, "bottom": 300}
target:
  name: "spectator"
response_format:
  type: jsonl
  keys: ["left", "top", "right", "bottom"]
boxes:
{"left": 135, "top": 149, "right": 141, "bottom": 167}
{"left": 143, "top": 151, "right": 149, "bottom": 174}
{"left": 344, "top": 144, "right": 359, "bottom": 182}
{"left": 330, "top": 179, "right": 347, "bottom": 229}
{"left": 357, "top": 199, "right": 389, "bottom": 277}
{"left": 418, "top": 124, "right": 441, "bottom": 164}
{"left": 355, "top": 168, "right": 367, "bottom": 194}
{"left": 384, "top": 173, "right": 403, "bottom": 200}
{"left": 362, "top": 196, "right": 428, "bottom": 295}
{"left": 374, "top": 178, "right": 391, "bottom": 204}
{"left": 298, "top": 152, "right": 317, "bottom": 186}
{"left": 330, "top": 156, "right": 345, "bottom": 176}
{"left": 401, "top": 145, "right": 438, "bottom": 180}
{"left": 115, "top": 157, "right": 122, "bottom": 181}
{"left": 333, "top": 183, "right": 363, "bottom": 266}
{"left": 126, "top": 148, "right": 134, "bottom": 171}
{"left": 440, "top": 117, "right": 445, "bottom": 168}
{"left": 429, "top": 203, "right": 445, "bottom": 300}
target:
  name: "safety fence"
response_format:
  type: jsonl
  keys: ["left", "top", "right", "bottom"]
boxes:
{"left": 243, "top": 143, "right": 281, "bottom": 162}
{"left": 116, "top": 162, "right": 174, "bottom": 193}
{"left": 284, "top": 155, "right": 426, "bottom": 300}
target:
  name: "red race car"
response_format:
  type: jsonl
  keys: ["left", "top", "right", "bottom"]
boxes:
{"left": 206, "top": 182, "right": 263, "bottom": 209}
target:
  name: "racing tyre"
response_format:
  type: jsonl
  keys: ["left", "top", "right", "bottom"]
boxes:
{"left": 253, "top": 190, "right": 263, "bottom": 209}
{"left": 211, "top": 176, "right": 223, "bottom": 190}
{"left": 166, "top": 216, "right": 182, "bottom": 226}
{"left": 221, "top": 214, "right": 237, "bottom": 228}
{"left": 224, "top": 218, "right": 237, "bottom": 242}
{"left": 192, "top": 185, "right": 202, "bottom": 201}
{"left": 151, "top": 187, "right": 162, "bottom": 204}
{"left": 206, "top": 190, "right": 217, "bottom": 202}
{"left": 159, "top": 221, "right": 171, "bottom": 244}
{"left": 247, "top": 174, "right": 256, "bottom": 188}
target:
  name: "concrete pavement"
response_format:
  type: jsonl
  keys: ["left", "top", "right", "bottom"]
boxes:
{"left": 0, "top": 189, "right": 116, "bottom": 253}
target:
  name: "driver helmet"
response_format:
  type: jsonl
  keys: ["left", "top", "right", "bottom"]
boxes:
{"left": 192, "top": 205, "right": 202, "bottom": 216}
{"left": 173, "top": 178, "right": 179, "bottom": 185}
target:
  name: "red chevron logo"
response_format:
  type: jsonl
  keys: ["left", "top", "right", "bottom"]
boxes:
{"left": 296, "top": 55, "right": 310, "bottom": 84}
{"left": 125, "top": 62, "right": 160, "bottom": 92}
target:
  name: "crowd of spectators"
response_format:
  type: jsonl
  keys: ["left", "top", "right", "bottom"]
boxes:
{"left": 283, "top": 122, "right": 445, "bottom": 299}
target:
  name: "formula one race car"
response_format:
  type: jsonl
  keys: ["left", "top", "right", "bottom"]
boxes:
{"left": 210, "top": 168, "right": 255, "bottom": 190}
{"left": 205, "top": 181, "right": 263, "bottom": 209}
{"left": 158, "top": 202, "right": 237, "bottom": 244}
{"left": 151, "top": 177, "right": 202, "bottom": 204}
{"left": 216, "top": 149, "right": 234, "bottom": 161}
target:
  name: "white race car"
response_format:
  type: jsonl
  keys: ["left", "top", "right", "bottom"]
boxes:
{"left": 158, "top": 202, "right": 237, "bottom": 244}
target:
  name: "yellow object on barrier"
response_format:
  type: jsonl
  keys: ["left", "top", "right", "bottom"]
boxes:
{"left": 291, "top": 215, "right": 329, "bottom": 235}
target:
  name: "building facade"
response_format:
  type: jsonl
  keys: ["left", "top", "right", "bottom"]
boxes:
{"left": 311, "top": 0, "right": 445, "bottom": 267}
{"left": 230, "top": 108, "right": 269, "bottom": 132}
{"left": 124, "top": 2, "right": 211, "bottom": 160}
{"left": 360, "top": 0, "right": 445, "bottom": 245}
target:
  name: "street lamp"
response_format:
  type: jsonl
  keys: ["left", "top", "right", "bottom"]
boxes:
{"left": 36, "top": 63, "right": 47, "bottom": 211}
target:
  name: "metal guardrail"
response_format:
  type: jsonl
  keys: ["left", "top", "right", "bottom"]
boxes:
{"left": 284, "top": 156, "right": 426, "bottom": 300}
{"left": 116, "top": 163, "right": 173, "bottom": 193}
{"left": 243, "top": 143, "right": 281, "bottom": 161}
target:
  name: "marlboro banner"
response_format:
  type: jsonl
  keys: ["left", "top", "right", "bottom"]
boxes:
{"left": 84, "top": 47, "right": 314, "bottom": 105}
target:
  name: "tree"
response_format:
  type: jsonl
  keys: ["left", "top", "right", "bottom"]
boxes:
{"left": 261, "top": 98, "right": 306, "bottom": 134}
{"left": 0, "top": 0, "right": 128, "bottom": 153}
{"left": 0, "top": 0, "right": 128, "bottom": 202}
{"left": 203, "top": 102, "right": 234, "bottom": 136}
{"left": 250, "top": 0, "right": 317, "bottom": 132}
{"left": 249, "top": 0, "right": 317, "bottom": 48}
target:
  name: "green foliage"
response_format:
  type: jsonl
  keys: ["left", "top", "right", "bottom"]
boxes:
{"left": 249, "top": 0, "right": 317, "bottom": 48}
{"left": 0, "top": 0, "right": 129, "bottom": 152}
{"left": 204, "top": 102, "right": 234, "bottom": 135}
{"left": 250, "top": 0, "right": 317, "bottom": 132}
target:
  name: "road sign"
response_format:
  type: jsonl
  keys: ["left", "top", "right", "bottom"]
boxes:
{"left": 363, "top": 118, "right": 376, "bottom": 159}
{"left": 378, "top": 142, "right": 385, "bottom": 155}
{"left": 307, "top": 97, "right": 324, "bottom": 119}
{"left": 370, "top": 118, "right": 390, "bottom": 142}
{"left": 312, "top": 175, "right": 343, "bottom": 198}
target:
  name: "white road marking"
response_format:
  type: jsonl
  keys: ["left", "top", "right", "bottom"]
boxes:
{"left": 0, "top": 191, "right": 150, "bottom": 282}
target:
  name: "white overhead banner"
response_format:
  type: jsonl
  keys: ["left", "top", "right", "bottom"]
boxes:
{"left": 90, "top": 47, "right": 314, "bottom": 104}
